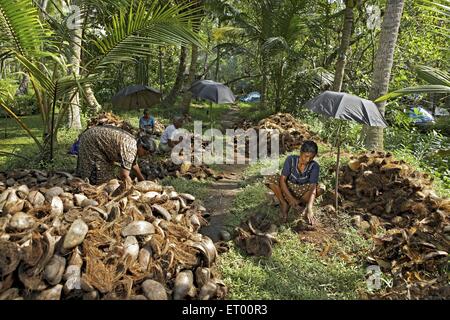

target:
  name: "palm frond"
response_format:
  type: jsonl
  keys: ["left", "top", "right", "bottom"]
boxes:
{"left": 375, "top": 85, "right": 450, "bottom": 102}
{"left": 261, "top": 37, "right": 289, "bottom": 53}
{"left": 212, "top": 26, "right": 246, "bottom": 41}
{"left": 88, "top": 0, "right": 204, "bottom": 72}
{"left": 416, "top": 65, "right": 450, "bottom": 86}
{"left": 0, "top": 0, "right": 49, "bottom": 57}
{"left": 14, "top": 52, "right": 55, "bottom": 94}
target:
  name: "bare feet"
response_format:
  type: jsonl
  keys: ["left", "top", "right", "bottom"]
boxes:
{"left": 280, "top": 201, "right": 290, "bottom": 223}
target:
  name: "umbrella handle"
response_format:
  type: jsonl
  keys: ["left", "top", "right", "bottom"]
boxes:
{"left": 335, "top": 123, "right": 342, "bottom": 213}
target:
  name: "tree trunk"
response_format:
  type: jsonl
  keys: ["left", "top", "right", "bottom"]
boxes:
{"left": 135, "top": 58, "right": 148, "bottom": 85}
{"left": 15, "top": 74, "right": 30, "bottom": 96}
{"left": 180, "top": 44, "right": 199, "bottom": 115}
{"left": 67, "top": 0, "right": 83, "bottom": 130}
{"left": 159, "top": 47, "right": 164, "bottom": 94}
{"left": 261, "top": 60, "right": 268, "bottom": 109}
{"left": 162, "top": 46, "right": 188, "bottom": 107}
{"left": 332, "top": 0, "right": 355, "bottom": 92}
{"left": 83, "top": 84, "right": 102, "bottom": 114}
{"left": 363, "top": 0, "right": 404, "bottom": 150}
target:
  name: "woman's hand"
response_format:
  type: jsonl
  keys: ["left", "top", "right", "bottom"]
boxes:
{"left": 303, "top": 206, "right": 316, "bottom": 225}
{"left": 288, "top": 197, "right": 301, "bottom": 210}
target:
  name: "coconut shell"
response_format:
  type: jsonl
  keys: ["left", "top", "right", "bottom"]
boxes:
{"left": 180, "top": 193, "right": 195, "bottom": 202}
{"left": 44, "top": 255, "right": 66, "bottom": 285}
{"left": 74, "top": 194, "right": 87, "bottom": 207}
{"left": 198, "top": 281, "right": 217, "bottom": 300}
{"left": 45, "top": 187, "right": 64, "bottom": 201}
{"left": 27, "top": 190, "right": 45, "bottom": 206}
{"left": 141, "top": 191, "right": 160, "bottom": 204}
{"left": 122, "top": 221, "right": 155, "bottom": 237}
{"left": 9, "top": 212, "right": 35, "bottom": 231}
{"left": 3, "top": 199, "right": 24, "bottom": 215}
{"left": 195, "top": 267, "right": 211, "bottom": 288}
{"left": 35, "top": 284, "right": 63, "bottom": 300}
{"left": 173, "top": 270, "right": 194, "bottom": 300}
{"left": 135, "top": 181, "right": 163, "bottom": 193}
{"left": 138, "top": 246, "right": 152, "bottom": 271}
{"left": 0, "top": 241, "right": 21, "bottom": 276}
{"left": 152, "top": 204, "right": 171, "bottom": 221}
{"left": 63, "top": 219, "right": 88, "bottom": 250}
{"left": 16, "top": 185, "right": 30, "bottom": 199}
{"left": 142, "top": 280, "right": 168, "bottom": 300}
{"left": 51, "top": 196, "right": 64, "bottom": 216}
{"left": 123, "top": 236, "right": 139, "bottom": 261}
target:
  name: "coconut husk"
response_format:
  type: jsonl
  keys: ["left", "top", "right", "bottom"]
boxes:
{"left": 234, "top": 211, "right": 278, "bottom": 258}
{"left": 0, "top": 169, "right": 226, "bottom": 300}
{"left": 322, "top": 151, "right": 450, "bottom": 299}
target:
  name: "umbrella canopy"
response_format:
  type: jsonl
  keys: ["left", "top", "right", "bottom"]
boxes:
{"left": 112, "top": 85, "right": 162, "bottom": 109}
{"left": 305, "top": 91, "right": 388, "bottom": 127}
{"left": 188, "top": 80, "right": 235, "bottom": 104}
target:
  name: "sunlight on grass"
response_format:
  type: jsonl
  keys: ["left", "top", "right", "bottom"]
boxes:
{"left": 217, "top": 229, "right": 367, "bottom": 300}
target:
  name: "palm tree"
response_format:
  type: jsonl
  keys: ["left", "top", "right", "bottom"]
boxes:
{"left": 374, "top": 1, "right": 450, "bottom": 102}
{"left": 363, "top": 0, "right": 405, "bottom": 150}
{"left": 332, "top": 0, "right": 356, "bottom": 92}
{"left": 0, "top": 0, "right": 203, "bottom": 161}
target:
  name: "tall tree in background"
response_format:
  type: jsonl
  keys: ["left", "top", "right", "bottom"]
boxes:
{"left": 162, "top": 46, "right": 188, "bottom": 107}
{"left": 67, "top": 0, "right": 83, "bottom": 129}
{"left": 364, "top": 0, "right": 405, "bottom": 150}
{"left": 332, "top": 0, "right": 355, "bottom": 92}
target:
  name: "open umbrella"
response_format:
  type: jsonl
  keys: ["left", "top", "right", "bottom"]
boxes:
{"left": 188, "top": 80, "right": 236, "bottom": 152}
{"left": 188, "top": 80, "right": 236, "bottom": 105}
{"left": 304, "top": 90, "right": 388, "bottom": 212}
{"left": 112, "top": 85, "right": 162, "bottom": 110}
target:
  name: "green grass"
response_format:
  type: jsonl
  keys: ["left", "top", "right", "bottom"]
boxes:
{"left": 237, "top": 102, "right": 273, "bottom": 123}
{"left": 217, "top": 229, "right": 367, "bottom": 300}
{"left": 0, "top": 114, "right": 80, "bottom": 171}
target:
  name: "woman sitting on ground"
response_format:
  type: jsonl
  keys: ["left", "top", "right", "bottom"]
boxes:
{"left": 265, "top": 140, "right": 325, "bottom": 225}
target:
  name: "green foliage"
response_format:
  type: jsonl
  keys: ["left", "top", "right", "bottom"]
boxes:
{"left": 217, "top": 229, "right": 367, "bottom": 300}
{"left": 12, "top": 94, "right": 37, "bottom": 116}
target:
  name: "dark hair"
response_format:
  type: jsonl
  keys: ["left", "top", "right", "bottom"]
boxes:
{"left": 300, "top": 140, "right": 318, "bottom": 154}
{"left": 137, "top": 135, "right": 156, "bottom": 152}
{"left": 143, "top": 109, "right": 149, "bottom": 114}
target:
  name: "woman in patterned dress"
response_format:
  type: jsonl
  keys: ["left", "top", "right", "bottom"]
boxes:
{"left": 76, "top": 125, "right": 155, "bottom": 187}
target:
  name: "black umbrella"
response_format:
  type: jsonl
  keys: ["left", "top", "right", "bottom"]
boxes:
{"left": 188, "top": 80, "right": 236, "bottom": 104}
{"left": 188, "top": 80, "right": 236, "bottom": 150}
{"left": 112, "top": 85, "right": 162, "bottom": 110}
{"left": 304, "top": 90, "right": 388, "bottom": 212}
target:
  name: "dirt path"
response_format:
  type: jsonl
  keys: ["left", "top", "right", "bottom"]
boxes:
{"left": 199, "top": 105, "right": 249, "bottom": 242}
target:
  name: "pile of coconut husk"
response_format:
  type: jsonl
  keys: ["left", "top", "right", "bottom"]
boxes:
{"left": 139, "top": 158, "right": 236, "bottom": 181}
{"left": 0, "top": 170, "right": 227, "bottom": 300}
{"left": 87, "top": 112, "right": 165, "bottom": 136}
{"left": 331, "top": 151, "right": 450, "bottom": 299}
{"left": 234, "top": 211, "right": 278, "bottom": 258}
{"left": 236, "top": 113, "right": 314, "bottom": 155}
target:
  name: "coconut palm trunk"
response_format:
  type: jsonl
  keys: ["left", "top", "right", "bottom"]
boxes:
{"left": 82, "top": 84, "right": 102, "bottom": 114}
{"left": 332, "top": 0, "right": 355, "bottom": 92}
{"left": 180, "top": 44, "right": 199, "bottom": 115}
{"left": 162, "top": 46, "right": 188, "bottom": 107}
{"left": 67, "top": 0, "right": 83, "bottom": 129}
{"left": 363, "top": 0, "right": 405, "bottom": 150}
